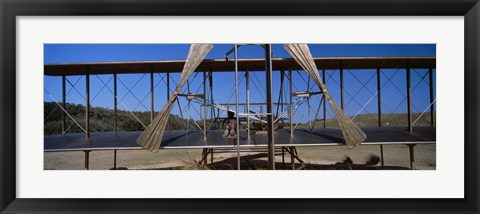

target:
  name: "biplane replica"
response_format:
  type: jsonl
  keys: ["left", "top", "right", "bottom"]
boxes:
{"left": 44, "top": 44, "right": 436, "bottom": 170}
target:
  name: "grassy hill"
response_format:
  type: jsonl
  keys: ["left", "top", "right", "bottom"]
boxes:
{"left": 292, "top": 112, "right": 434, "bottom": 129}
{"left": 44, "top": 102, "right": 198, "bottom": 135}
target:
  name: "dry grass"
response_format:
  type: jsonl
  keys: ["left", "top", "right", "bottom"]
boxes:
{"left": 44, "top": 144, "right": 435, "bottom": 170}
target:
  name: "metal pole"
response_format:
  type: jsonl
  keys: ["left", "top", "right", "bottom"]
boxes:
{"left": 289, "top": 69, "right": 293, "bottom": 136}
{"left": 406, "top": 64, "right": 412, "bottom": 132}
{"left": 323, "top": 69, "right": 326, "bottom": 128}
{"left": 114, "top": 73, "right": 118, "bottom": 132}
{"left": 429, "top": 68, "right": 435, "bottom": 127}
{"left": 203, "top": 70, "right": 207, "bottom": 140}
{"left": 340, "top": 64, "right": 344, "bottom": 110}
{"left": 234, "top": 44, "right": 241, "bottom": 170}
{"left": 85, "top": 74, "right": 90, "bottom": 138}
{"left": 246, "top": 69, "right": 250, "bottom": 138}
{"left": 61, "top": 75, "right": 66, "bottom": 134}
{"left": 377, "top": 68, "right": 382, "bottom": 127}
{"left": 265, "top": 44, "right": 275, "bottom": 170}
{"left": 150, "top": 70, "right": 154, "bottom": 123}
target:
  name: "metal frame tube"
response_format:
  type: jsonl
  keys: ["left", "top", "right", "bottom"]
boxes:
{"left": 265, "top": 44, "right": 275, "bottom": 170}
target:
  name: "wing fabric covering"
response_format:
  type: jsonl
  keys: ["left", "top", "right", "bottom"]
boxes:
{"left": 137, "top": 44, "right": 213, "bottom": 152}
{"left": 284, "top": 44, "right": 366, "bottom": 148}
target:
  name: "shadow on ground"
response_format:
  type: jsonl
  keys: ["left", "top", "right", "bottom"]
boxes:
{"left": 115, "top": 153, "right": 411, "bottom": 170}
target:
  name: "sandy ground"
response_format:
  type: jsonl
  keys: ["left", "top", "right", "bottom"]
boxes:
{"left": 44, "top": 144, "right": 435, "bottom": 170}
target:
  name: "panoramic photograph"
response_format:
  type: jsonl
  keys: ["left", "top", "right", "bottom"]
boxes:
{"left": 44, "top": 44, "right": 436, "bottom": 170}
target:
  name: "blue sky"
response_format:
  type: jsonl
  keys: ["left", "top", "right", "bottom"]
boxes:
{"left": 44, "top": 44, "right": 436, "bottom": 124}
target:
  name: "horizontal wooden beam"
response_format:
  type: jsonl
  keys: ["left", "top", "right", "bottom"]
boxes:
{"left": 44, "top": 57, "right": 436, "bottom": 76}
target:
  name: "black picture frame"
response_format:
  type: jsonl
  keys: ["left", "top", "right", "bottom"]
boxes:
{"left": 1, "top": 0, "right": 479, "bottom": 213}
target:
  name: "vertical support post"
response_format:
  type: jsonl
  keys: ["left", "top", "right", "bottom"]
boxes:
{"left": 246, "top": 70, "right": 250, "bottom": 138}
{"left": 265, "top": 44, "right": 275, "bottom": 170}
{"left": 380, "top": 145, "right": 384, "bottom": 167}
{"left": 167, "top": 72, "right": 170, "bottom": 131}
{"left": 85, "top": 74, "right": 90, "bottom": 138}
{"left": 429, "top": 68, "right": 435, "bottom": 127}
{"left": 408, "top": 144, "right": 416, "bottom": 170}
{"left": 150, "top": 70, "right": 154, "bottom": 123}
{"left": 200, "top": 149, "right": 208, "bottom": 166}
{"left": 209, "top": 71, "right": 214, "bottom": 129}
{"left": 203, "top": 70, "right": 207, "bottom": 140}
{"left": 289, "top": 69, "right": 293, "bottom": 136}
{"left": 377, "top": 68, "right": 382, "bottom": 127}
{"left": 114, "top": 73, "right": 118, "bottom": 132}
{"left": 234, "top": 44, "right": 241, "bottom": 170}
{"left": 307, "top": 78, "right": 311, "bottom": 129}
{"left": 210, "top": 148, "right": 213, "bottom": 165}
{"left": 84, "top": 150, "right": 90, "bottom": 170}
{"left": 61, "top": 75, "right": 66, "bottom": 134}
{"left": 113, "top": 150, "right": 117, "bottom": 170}
{"left": 186, "top": 80, "right": 190, "bottom": 135}
{"left": 290, "top": 147, "right": 295, "bottom": 170}
{"left": 323, "top": 69, "right": 326, "bottom": 128}
{"left": 406, "top": 64, "right": 412, "bottom": 132}
{"left": 340, "top": 63, "right": 344, "bottom": 110}
{"left": 280, "top": 70, "right": 284, "bottom": 127}
{"left": 275, "top": 70, "right": 284, "bottom": 122}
